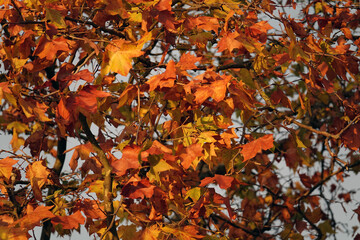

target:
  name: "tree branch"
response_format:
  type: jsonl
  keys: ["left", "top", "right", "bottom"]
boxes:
{"left": 79, "top": 113, "right": 119, "bottom": 240}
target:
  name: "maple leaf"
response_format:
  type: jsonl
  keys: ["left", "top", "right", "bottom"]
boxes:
{"left": 111, "top": 145, "right": 141, "bottom": 176}
{"left": 61, "top": 69, "right": 94, "bottom": 83}
{"left": 177, "top": 53, "right": 202, "bottom": 71}
{"left": 248, "top": 21, "right": 273, "bottom": 43}
{"left": 75, "top": 85, "right": 111, "bottom": 113}
{"left": 342, "top": 122, "right": 360, "bottom": 150}
{"left": 68, "top": 142, "right": 93, "bottom": 171}
{"left": 26, "top": 161, "right": 51, "bottom": 201}
{"left": 13, "top": 205, "right": 55, "bottom": 230}
{"left": 142, "top": 225, "right": 160, "bottom": 240}
{"left": 179, "top": 143, "right": 204, "bottom": 169}
{"left": 0, "top": 157, "right": 18, "bottom": 180}
{"left": 241, "top": 134, "right": 274, "bottom": 162}
{"left": 33, "top": 36, "right": 70, "bottom": 61}
{"left": 102, "top": 39, "right": 144, "bottom": 76}
{"left": 146, "top": 60, "right": 176, "bottom": 91}
{"left": 56, "top": 97, "right": 71, "bottom": 124}
{"left": 51, "top": 211, "right": 85, "bottom": 230}
{"left": 75, "top": 199, "right": 106, "bottom": 220}
{"left": 122, "top": 178, "right": 155, "bottom": 199}
{"left": 200, "top": 174, "right": 243, "bottom": 189}
{"left": 184, "top": 16, "right": 220, "bottom": 33}
{"left": 118, "top": 85, "right": 138, "bottom": 108}
{"left": 271, "top": 88, "right": 294, "bottom": 111}
{"left": 217, "top": 31, "right": 243, "bottom": 53}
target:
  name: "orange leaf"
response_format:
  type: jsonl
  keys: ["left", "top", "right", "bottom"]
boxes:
{"left": 13, "top": 205, "right": 55, "bottom": 229}
{"left": 179, "top": 143, "right": 204, "bottom": 169}
{"left": 111, "top": 145, "right": 141, "bottom": 176}
{"left": 33, "top": 36, "right": 70, "bottom": 61}
{"left": 117, "top": 85, "right": 138, "bottom": 108}
{"left": 146, "top": 60, "right": 176, "bottom": 91}
{"left": 75, "top": 85, "right": 111, "bottom": 113}
{"left": 56, "top": 97, "right": 70, "bottom": 123}
{"left": 51, "top": 211, "right": 85, "bottom": 230}
{"left": 177, "top": 53, "right": 202, "bottom": 71}
{"left": 0, "top": 157, "right": 18, "bottom": 180}
{"left": 26, "top": 161, "right": 51, "bottom": 201}
{"left": 200, "top": 175, "right": 242, "bottom": 189}
{"left": 62, "top": 69, "right": 94, "bottom": 83}
{"left": 184, "top": 16, "right": 220, "bottom": 33}
{"left": 241, "top": 134, "right": 274, "bottom": 161}
{"left": 217, "top": 31, "right": 243, "bottom": 53}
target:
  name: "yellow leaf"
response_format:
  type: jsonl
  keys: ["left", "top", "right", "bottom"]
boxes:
{"left": 101, "top": 39, "right": 144, "bottom": 76}
{"left": 142, "top": 225, "right": 160, "bottom": 240}
{"left": 88, "top": 180, "right": 104, "bottom": 200}
{"left": 295, "top": 136, "right": 307, "bottom": 148}
{"left": 10, "top": 131, "right": 24, "bottom": 152}
{"left": 12, "top": 58, "right": 28, "bottom": 70}
{"left": 147, "top": 155, "right": 174, "bottom": 182}
{"left": 185, "top": 187, "right": 202, "bottom": 201}
{"left": 7, "top": 121, "right": 29, "bottom": 133}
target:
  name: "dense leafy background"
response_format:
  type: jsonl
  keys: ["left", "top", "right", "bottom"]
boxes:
{"left": 0, "top": 0, "right": 360, "bottom": 239}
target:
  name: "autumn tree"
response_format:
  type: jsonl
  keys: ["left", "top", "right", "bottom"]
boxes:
{"left": 1, "top": 0, "right": 360, "bottom": 239}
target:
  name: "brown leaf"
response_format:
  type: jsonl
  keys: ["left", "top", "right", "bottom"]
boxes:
{"left": 122, "top": 178, "right": 155, "bottom": 199}
{"left": 354, "top": 205, "right": 360, "bottom": 222}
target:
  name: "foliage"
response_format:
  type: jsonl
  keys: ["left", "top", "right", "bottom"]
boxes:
{"left": 0, "top": 0, "right": 360, "bottom": 239}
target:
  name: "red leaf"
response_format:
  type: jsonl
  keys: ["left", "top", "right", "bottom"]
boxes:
{"left": 354, "top": 205, "right": 360, "bottom": 222}
{"left": 51, "top": 211, "right": 85, "bottom": 230}
{"left": 122, "top": 178, "right": 155, "bottom": 199}
{"left": 241, "top": 134, "right": 274, "bottom": 162}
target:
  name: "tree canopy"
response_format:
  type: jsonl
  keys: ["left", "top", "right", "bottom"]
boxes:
{"left": 1, "top": 0, "right": 360, "bottom": 239}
